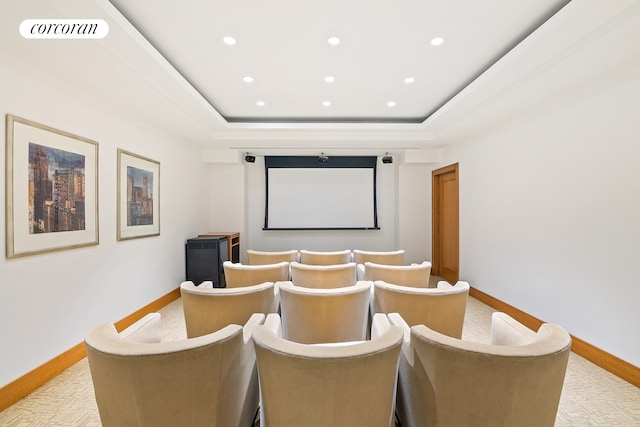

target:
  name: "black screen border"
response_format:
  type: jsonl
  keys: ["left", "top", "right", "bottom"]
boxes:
{"left": 263, "top": 155, "right": 379, "bottom": 230}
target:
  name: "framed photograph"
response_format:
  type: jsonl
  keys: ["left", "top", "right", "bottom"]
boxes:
{"left": 5, "top": 114, "right": 99, "bottom": 258}
{"left": 117, "top": 149, "right": 160, "bottom": 240}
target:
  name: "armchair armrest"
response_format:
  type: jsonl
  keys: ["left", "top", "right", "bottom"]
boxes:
{"left": 274, "top": 281, "right": 284, "bottom": 313}
{"left": 387, "top": 312, "right": 411, "bottom": 342}
{"left": 119, "top": 313, "right": 162, "bottom": 344}
{"left": 490, "top": 312, "right": 536, "bottom": 346}
{"left": 263, "top": 313, "right": 283, "bottom": 337}
{"left": 387, "top": 312, "right": 414, "bottom": 365}
{"left": 243, "top": 313, "right": 266, "bottom": 343}
{"left": 436, "top": 280, "right": 453, "bottom": 289}
{"left": 181, "top": 280, "right": 214, "bottom": 289}
{"left": 370, "top": 312, "right": 391, "bottom": 339}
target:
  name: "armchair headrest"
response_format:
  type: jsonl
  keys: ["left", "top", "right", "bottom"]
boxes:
{"left": 300, "top": 249, "right": 352, "bottom": 256}
{"left": 364, "top": 261, "right": 431, "bottom": 271}
{"left": 180, "top": 280, "right": 275, "bottom": 295}
{"left": 352, "top": 249, "right": 405, "bottom": 265}
{"left": 298, "top": 249, "right": 352, "bottom": 265}
{"left": 353, "top": 249, "right": 404, "bottom": 256}
{"left": 278, "top": 280, "right": 371, "bottom": 295}
{"left": 253, "top": 313, "right": 403, "bottom": 359}
{"left": 374, "top": 280, "right": 469, "bottom": 295}
{"left": 223, "top": 261, "right": 290, "bottom": 270}
{"left": 246, "top": 249, "right": 299, "bottom": 264}
{"left": 247, "top": 249, "right": 298, "bottom": 256}
{"left": 290, "top": 261, "right": 356, "bottom": 271}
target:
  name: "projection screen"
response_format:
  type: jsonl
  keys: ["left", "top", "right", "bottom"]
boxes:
{"left": 264, "top": 156, "right": 379, "bottom": 230}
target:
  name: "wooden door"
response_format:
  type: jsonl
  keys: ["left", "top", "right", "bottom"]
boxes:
{"left": 432, "top": 163, "right": 459, "bottom": 283}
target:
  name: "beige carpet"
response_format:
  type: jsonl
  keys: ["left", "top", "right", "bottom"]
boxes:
{"left": 1, "top": 290, "right": 639, "bottom": 426}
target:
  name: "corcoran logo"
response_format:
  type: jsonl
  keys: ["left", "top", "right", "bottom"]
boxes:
{"left": 20, "top": 19, "right": 109, "bottom": 39}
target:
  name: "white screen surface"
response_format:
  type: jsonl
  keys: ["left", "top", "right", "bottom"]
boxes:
{"left": 266, "top": 167, "right": 376, "bottom": 229}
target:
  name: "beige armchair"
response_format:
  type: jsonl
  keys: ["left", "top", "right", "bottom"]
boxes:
{"left": 223, "top": 261, "right": 290, "bottom": 287}
{"left": 180, "top": 280, "right": 278, "bottom": 338}
{"left": 246, "top": 249, "right": 299, "bottom": 265}
{"left": 359, "top": 261, "right": 432, "bottom": 287}
{"left": 278, "top": 280, "right": 371, "bottom": 343}
{"left": 289, "top": 261, "right": 357, "bottom": 289}
{"left": 252, "top": 313, "right": 403, "bottom": 427}
{"left": 86, "top": 312, "right": 264, "bottom": 427}
{"left": 388, "top": 312, "right": 572, "bottom": 427}
{"left": 372, "top": 280, "right": 469, "bottom": 338}
{"left": 299, "top": 249, "right": 352, "bottom": 265}
{"left": 352, "top": 249, "right": 405, "bottom": 265}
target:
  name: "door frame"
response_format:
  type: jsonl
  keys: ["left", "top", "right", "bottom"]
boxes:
{"left": 432, "top": 163, "right": 459, "bottom": 283}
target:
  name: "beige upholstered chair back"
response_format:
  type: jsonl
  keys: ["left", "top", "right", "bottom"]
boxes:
{"left": 278, "top": 280, "right": 371, "bottom": 344}
{"left": 180, "top": 281, "right": 278, "bottom": 338}
{"left": 361, "top": 261, "right": 432, "bottom": 287}
{"left": 372, "top": 280, "right": 469, "bottom": 338}
{"left": 299, "top": 249, "right": 352, "bottom": 265}
{"left": 86, "top": 313, "right": 264, "bottom": 427}
{"left": 246, "top": 249, "right": 299, "bottom": 265}
{"left": 289, "top": 261, "right": 357, "bottom": 289}
{"left": 252, "top": 313, "right": 403, "bottom": 427}
{"left": 388, "top": 312, "right": 571, "bottom": 427}
{"left": 223, "top": 261, "right": 290, "bottom": 287}
{"left": 352, "top": 249, "right": 405, "bottom": 265}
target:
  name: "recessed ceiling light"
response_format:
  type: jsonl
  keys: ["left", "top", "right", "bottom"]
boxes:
{"left": 243, "top": 76, "right": 254, "bottom": 83}
{"left": 327, "top": 36, "right": 340, "bottom": 45}
{"left": 324, "top": 76, "right": 335, "bottom": 83}
{"left": 404, "top": 77, "right": 415, "bottom": 84}
{"left": 323, "top": 101, "right": 331, "bottom": 107}
{"left": 431, "top": 37, "right": 444, "bottom": 46}
{"left": 256, "top": 101, "right": 265, "bottom": 107}
{"left": 387, "top": 101, "right": 396, "bottom": 107}
{"left": 223, "top": 36, "right": 236, "bottom": 45}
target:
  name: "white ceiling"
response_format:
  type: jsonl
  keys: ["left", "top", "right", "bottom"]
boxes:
{"left": 108, "top": 0, "right": 569, "bottom": 124}
{"left": 4, "top": 0, "right": 640, "bottom": 153}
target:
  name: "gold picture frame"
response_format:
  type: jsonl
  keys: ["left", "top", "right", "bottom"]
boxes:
{"left": 5, "top": 114, "right": 99, "bottom": 258}
{"left": 117, "top": 149, "right": 160, "bottom": 240}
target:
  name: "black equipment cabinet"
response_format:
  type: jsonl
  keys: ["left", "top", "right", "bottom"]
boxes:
{"left": 185, "top": 236, "right": 228, "bottom": 287}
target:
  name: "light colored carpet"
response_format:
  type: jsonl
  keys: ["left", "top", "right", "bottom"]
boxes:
{"left": 1, "top": 288, "right": 639, "bottom": 426}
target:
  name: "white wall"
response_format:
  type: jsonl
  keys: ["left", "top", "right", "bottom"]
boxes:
{"left": 238, "top": 156, "right": 398, "bottom": 258}
{"left": 398, "top": 164, "right": 434, "bottom": 264}
{"left": 442, "top": 59, "right": 640, "bottom": 367}
{"left": 206, "top": 163, "right": 245, "bottom": 236}
{"left": 0, "top": 53, "right": 208, "bottom": 386}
